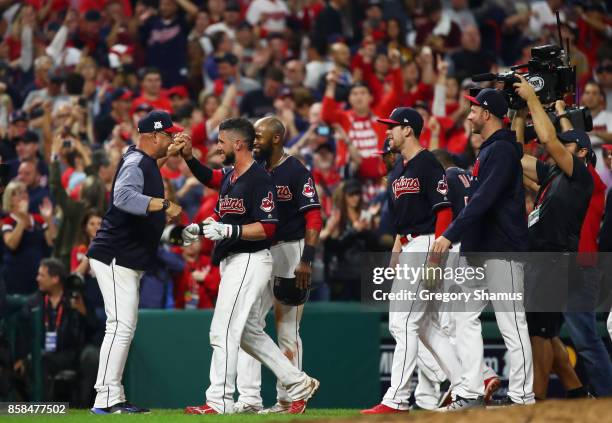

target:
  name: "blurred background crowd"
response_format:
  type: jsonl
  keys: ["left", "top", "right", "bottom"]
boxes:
{"left": 0, "top": 0, "right": 610, "bottom": 404}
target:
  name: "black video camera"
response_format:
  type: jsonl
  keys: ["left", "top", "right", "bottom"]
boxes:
{"left": 472, "top": 45, "right": 575, "bottom": 110}
{"left": 64, "top": 272, "right": 85, "bottom": 298}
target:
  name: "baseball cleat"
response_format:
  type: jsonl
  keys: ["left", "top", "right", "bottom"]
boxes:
{"left": 437, "top": 383, "right": 453, "bottom": 408}
{"left": 233, "top": 401, "right": 262, "bottom": 413}
{"left": 90, "top": 402, "right": 150, "bottom": 414}
{"left": 486, "top": 396, "right": 523, "bottom": 408}
{"left": 438, "top": 395, "right": 484, "bottom": 412}
{"left": 360, "top": 404, "right": 409, "bottom": 415}
{"left": 484, "top": 376, "right": 501, "bottom": 402}
{"left": 184, "top": 404, "right": 219, "bottom": 414}
{"left": 258, "top": 401, "right": 292, "bottom": 414}
{"left": 288, "top": 377, "right": 320, "bottom": 414}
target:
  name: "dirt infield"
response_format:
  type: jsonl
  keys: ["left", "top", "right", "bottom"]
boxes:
{"left": 321, "top": 398, "right": 612, "bottom": 423}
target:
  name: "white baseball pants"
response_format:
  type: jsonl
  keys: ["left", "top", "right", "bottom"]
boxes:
{"left": 90, "top": 258, "right": 144, "bottom": 409}
{"left": 453, "top": 258, "right": 534, "bottom": 404}
{"left": 205, "top": 249, "right": 310, "bottom": 414}
{"left": 237, "top": 240, "right": 305, "bottom": 407}
{"left": 382, "top": 234, "right": 460, "bottom": 411}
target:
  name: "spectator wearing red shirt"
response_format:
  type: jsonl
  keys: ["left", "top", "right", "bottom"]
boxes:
{"left": 321, "top": 49, "right": 403, "bottom": 181}
{"left": 131, "top": 68, "right": 173, "bottom": 114}
{"left": 174, "top": 240, "right": 220, "bottom": 309}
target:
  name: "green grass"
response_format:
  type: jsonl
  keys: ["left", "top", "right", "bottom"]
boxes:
{"left": 0, "top": 409, "right": 359, "bottom": 422}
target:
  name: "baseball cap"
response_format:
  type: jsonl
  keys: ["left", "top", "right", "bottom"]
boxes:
{"left": 558, "top": 129, "right": 592, "bottom": 152}
{"left": 464, "top": 88, "right": 508, "bottom": 119}
{"left": 376, "top": 138, "right": 393, "bottom": 155}
{"left": 9, "top": 110, "right": 28, "bottom": 124}
{"left": 110, "top": 88, "right": 132, "bottom": 102}
{"left": 214, "top": 53, "right": 239, "bottom": 66}
{"left": 137, "top": 110, "right": 183, "bottom": 134}
{"left": 15, "top": 130, "right": 39, "bottom": 144}
{"left": 377, "top": 107, "right": 424, "bottom": 137}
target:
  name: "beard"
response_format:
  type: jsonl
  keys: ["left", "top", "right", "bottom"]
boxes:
{"left": 222, "top": 150, "right": 236, "bottom": 165}
{"left": 253, "top": 145, "right": 271, "bottom": 161}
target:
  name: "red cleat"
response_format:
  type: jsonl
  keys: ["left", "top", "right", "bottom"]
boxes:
{"left": 484, "top": 377, "right": 501, "bottom": 402}
{"left": 288, "top": 377, "right": 320, "bottom": 414}
{"left": 184, "top": 404, "right": 218, "bottom": 415}
{"left": 360, "top": 404, "right": 409, "bottom": 415}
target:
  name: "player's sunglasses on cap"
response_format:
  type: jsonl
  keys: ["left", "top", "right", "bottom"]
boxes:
{"left": 464, "top": 88, "right": 508, "bottom": 119}
{"left": 377, "top": 107, "right": 424, "bottom": 137}
{"left": 137, "top": 110, "right": 183, "bottom": 134}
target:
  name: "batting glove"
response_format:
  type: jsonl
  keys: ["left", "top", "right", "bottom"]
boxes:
{"left": 181, "top": 224, "right": 201, "bottom": 246}
{"left": 201, "top": 220, "right": 241, "bottom": 241}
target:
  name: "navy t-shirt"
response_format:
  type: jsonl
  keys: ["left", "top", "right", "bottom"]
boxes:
{"left": 388, "top": 149, "right": 450, "bottom": 235}
{"left": 212, "top": 162, "right": 278, "bottom": 264}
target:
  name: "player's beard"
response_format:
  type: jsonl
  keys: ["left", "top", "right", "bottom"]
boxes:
{"left": 223, "top": 150, "right": 236, "bottom": 165}
{"left": 253, "top": 144, "right": 272, "bottom": 161}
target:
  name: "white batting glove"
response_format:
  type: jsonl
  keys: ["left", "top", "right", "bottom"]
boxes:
{"left": 181, "top": 223, "right": 201, "bottom": 246}
{"left": 201, "top": 220, "right": 241, "bottom": 241}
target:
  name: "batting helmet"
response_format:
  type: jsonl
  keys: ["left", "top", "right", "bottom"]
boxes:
{"left": 273, "top": 277, "right": 309, "bottom": 306}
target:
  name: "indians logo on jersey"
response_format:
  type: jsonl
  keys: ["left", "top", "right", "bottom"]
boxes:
{"left": 276, "top": 185, "right": 292, "bottom": 201}
{"left": 392, "top": 176, "right": 420, "bottom": 198}
{"left": 218, "top": 195, "right": 246, "bottom": 217}
{"left": 437, "top": 176, "right": 448, "bottom": 195}
{"left": 302, "top": 178, "right": 316, "bottom": 198}
{"left": 260, "top": 191, "right": 275, "bottom": 212}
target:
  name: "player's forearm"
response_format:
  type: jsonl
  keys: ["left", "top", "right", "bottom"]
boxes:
{"left": 241, "top": 222, "right": 275, "bottom": 241}
{"left": 392, "top": 235, "right": 402, "bottom": 253}
{"left": 527, "top": 97, "right": 557, "bottom": 146}
{"left": 186, "top": 158, "right": 222, "bottom": 189}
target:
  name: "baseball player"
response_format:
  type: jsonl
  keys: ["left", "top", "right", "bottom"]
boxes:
{"left": 180, "top": 118, "right": 319, "bottom": 415}
{"left": 88, "top": 110, "right": 183, "bottom": 414}
{"left": 361, "top": 107, "right": 461, "bottom": 415}
{"left": 233, "top": 116, "right": 322, "bottom": 413}
{"left": 430, "top": 88, "right": 535, "bottom": 407}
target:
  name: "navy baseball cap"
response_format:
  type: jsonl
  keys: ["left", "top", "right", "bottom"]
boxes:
{"left": 376, "top": 138, "right": 393, "bottom": 155}
{"left": 137, "top": 110, "right": 183, "bottom": 134}
{"left": 110, "top": 88, "right": 132, "bottom": 102}
{"left": 464, "top": 88, "right": 508, "bottom": 119}
{"left": 558, "top": 129, "right": 592, "bottom": 151}
{"left": 9, "top": 110, "right": 28, "bottom": 123}
{"left": 377, "top": 107, "right": 424, "bottom": 137}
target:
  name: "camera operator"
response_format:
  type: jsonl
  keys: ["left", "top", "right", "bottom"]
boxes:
{"left": 13, "top": 259, "right": 97, "bottom": 401}
{"left": 513, "top": 74, "right": 599, "bottom": 399}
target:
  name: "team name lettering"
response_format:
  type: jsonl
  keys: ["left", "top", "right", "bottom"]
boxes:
{"left": 392, "top": 176, "right": 420, "bottom": 198}
{"left": 218, "top": 196, "right": 246, "bottom": 217}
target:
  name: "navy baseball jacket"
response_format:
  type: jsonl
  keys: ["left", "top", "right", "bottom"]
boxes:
{"left": 443, "top": 129, "right": 528, "bottom": 252}
{"left": 87, "top": 145, "right": 166, "bottom": 270}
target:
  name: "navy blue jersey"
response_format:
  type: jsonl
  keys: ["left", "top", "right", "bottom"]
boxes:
{"left": 388, "top": 149, "right": 450, "bottom": 235}
{"left": 445, "top": 167, "right": 472, "bottom": 219}
{"left": 265, "top": 156, "right": 321, "bottom": 242}
{"left": 212, "top": 162, "right": 278, "bottom": 265}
